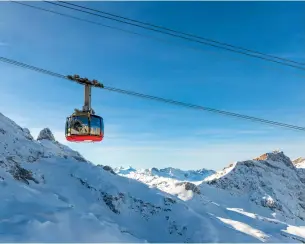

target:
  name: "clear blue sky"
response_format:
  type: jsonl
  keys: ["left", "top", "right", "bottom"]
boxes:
{"left": 0, "top": 1, "right": 305, "bottom": 170}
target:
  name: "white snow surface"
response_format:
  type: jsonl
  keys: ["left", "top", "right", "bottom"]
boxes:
{"left": 293, "top": 157, "right": 305, "bottom": 169}
{"left": 0, "top": 111, "right": 305, "bottom": 242}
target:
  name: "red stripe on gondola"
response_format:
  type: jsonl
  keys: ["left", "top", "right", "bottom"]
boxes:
{"left": 66, "top": 135, "right": 104, "bottom": 142}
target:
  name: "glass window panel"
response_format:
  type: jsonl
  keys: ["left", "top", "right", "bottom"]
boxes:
{"left": 90, "top": 116, "right": 101, "bottom": 136}
{"left": 101, "top": 118, "right": 104, "bottom": 133}
{"left": 65, "top": 117, "right": 71, "bottom": 136}
{"left": 70, "top": 116, "right": 89, "bottom": 135}
{"left": 65, "top": 119, "right": 68, "bottom": 135}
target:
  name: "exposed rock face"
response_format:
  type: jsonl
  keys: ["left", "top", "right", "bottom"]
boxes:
{"left": 253, "top": 150, "right": 294, "bottom": 168}
{"left": 37, "top": 128, "right": 55, "bottom": 141}
{"left": 22, "top": 128, "right": 34, "bottom": 141}
{"left": 176, "top": 182, "right": 200, "bottom": 194}
{"left": 8, "top": 159, "right": 39, "bottom": 185}
{"left": 103, "top": 165, "right": 116, "bottom": 175}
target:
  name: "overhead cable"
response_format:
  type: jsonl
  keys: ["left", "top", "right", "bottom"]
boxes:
{"left": 1, "top": 56, "right": 305, "bottom": 132}
{"left": 42, "top": 1, "right": 305, "bottom": 71}
{"left": 59, "top": 0, "right": 305, "bottom": 67}
{"left": 11, "top": 1, "right": 305, "bottom": 77}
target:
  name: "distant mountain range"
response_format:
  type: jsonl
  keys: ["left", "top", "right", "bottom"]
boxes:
{"left": 114, "top": 166, "right": 215, "bottom": 182}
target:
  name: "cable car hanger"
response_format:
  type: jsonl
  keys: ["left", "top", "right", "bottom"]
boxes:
{"left": 65, "top": 75, "right": 104, "bottom": 142}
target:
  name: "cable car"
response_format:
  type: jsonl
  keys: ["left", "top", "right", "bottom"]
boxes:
{"left": 65, "top": 77, "right": 104, "bottom": 142}
{"left": 65, "top": 112, "right": 104, "bottom": 142}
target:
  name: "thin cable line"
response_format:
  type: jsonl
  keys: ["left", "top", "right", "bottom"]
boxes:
{"left": 43, "top": 1, "right": 305, "bottom": 71}
{"left": 11, "top": 1, "right": 305, "bottom": 79}
{"left": 1, "top": 56, "right": 304, "bottom": 132}
{"left": 59, "top": 0, "right": 305, "bottom": 66}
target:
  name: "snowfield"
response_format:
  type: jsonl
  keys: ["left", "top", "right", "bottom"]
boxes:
{"left": 0, "top": 111, "right": 305, "bottom": 242}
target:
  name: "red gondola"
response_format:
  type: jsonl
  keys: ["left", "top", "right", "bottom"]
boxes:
{"left": 65, "top": 81, "right": 104, "bottom": 142}
{"left": 65, "top": 113, "right": 104, "bottom": 142}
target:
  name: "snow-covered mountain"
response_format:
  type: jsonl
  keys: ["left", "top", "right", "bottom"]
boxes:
{"left": 115, "top": 166, "right": 215, "bottom": 182}
{"left": 117, "top": 152, "right": 305, "bottom": 242}
{"left": 204, "top": 151, "right": 305, "bottom": 221}
{"left": 0, "top": 111, "right": 305, "bottom": 242}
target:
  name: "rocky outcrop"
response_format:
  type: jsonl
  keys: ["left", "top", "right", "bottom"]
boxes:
{"left": 103, "top": 165, "right": 116, "bottom": 175}
{"left": 176, "top": 182, "right": 200, "bottom": 194}
{"left": 37, "top": 128, "right": 55, "bottom": 141}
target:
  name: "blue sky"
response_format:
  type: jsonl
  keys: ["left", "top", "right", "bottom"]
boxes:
{"left": 0, "top": 1, "right": 305, "bottom": 170}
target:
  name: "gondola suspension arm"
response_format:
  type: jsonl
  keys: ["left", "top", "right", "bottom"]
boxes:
{"left": 67, "top": 74, "right": 104, "bottom": 115}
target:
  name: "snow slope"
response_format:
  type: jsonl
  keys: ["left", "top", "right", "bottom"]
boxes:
{"left": 113, "top": 166, "right": 215, "bottom": 201}
{"left": 117, "top": 150, "right": 305, "bottom": 242}
{"left": 0, "top": 111, "right": 277, "bottom": 242}
{"left": 115, "top": 169, "right": 203, "bottom": 201}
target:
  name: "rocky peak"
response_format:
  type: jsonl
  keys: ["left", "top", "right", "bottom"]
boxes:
{"left": 253, "top": 150, "right": 294, "bottom": 168}
{"left": 37, "top": 128, "right": 55, "bottom": 141}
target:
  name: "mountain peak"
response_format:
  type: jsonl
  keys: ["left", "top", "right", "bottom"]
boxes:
{"left": 253, "top": 150, "right": 293, "bottom": 168}
{"left": 37, "top": 128, "right": 55, "bottom": 141}
{"left": 254, "top": 150, "right": 283, "bottom": 160}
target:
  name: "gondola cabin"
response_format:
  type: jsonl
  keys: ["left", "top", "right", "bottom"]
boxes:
{"left": 65, "top": 113, "right": 104, "bottom": 142}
